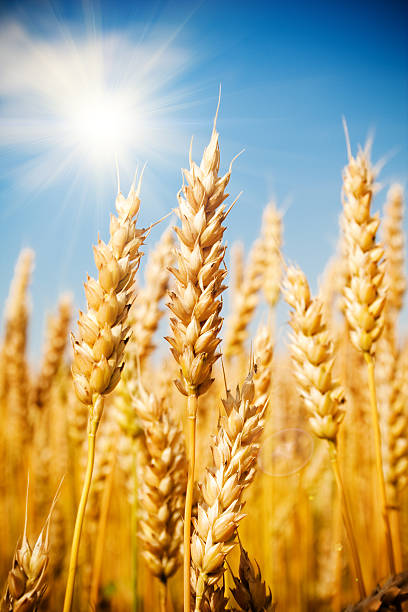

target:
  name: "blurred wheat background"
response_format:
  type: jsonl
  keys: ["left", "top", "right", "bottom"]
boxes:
{"left": 0, "top": 1, "right": 407, "bottom": 611}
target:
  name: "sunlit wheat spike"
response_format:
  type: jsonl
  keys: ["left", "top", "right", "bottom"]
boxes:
{"left": 2, "top": 479, "right": 61, "bottom": 612}
{"left": 166, "top": 116, "right": 236, "bottom": 398}
{"left": 191, "top": 372, "right": 265, "bottom": 609}
{"left": 30, "top": 294, "right": 72, "bottom": 413}
{"left": 341, "top": 139, "right": 385, "bottom": 355}
{"left": 71, "top": 175, "right": 146, "bottom": 412}
{"left": 230, "top": 241, "right": 244, "bottom": 307}
{"left": 2, "top": 248, "right": 35, "bottom": 451}
{"left": 341, "top": 133, "right": 396, "bottom": 574}
{"left": 260, "top": 202, "right": 283, "bottom": 310}
{"left": 135, "top": 382, "right": 187, "bottom": 583}
{"left": 382, "top": 183, "right": 406, "bottom": 314}
{"left": 283, "top": 265, "right": 345, "bottom": 441}
{"left": 129, "top": 226, "right": 174, "bottom": 366}
{"left": 385, "top": 342, "right": 408, "bottom": 498}
{"left": 253, "top": 323, "right": 274, "bottom": 410}
{"left": 165, "top": 112, "right": 240, "bottom": 611}
{"left": 224, "top": 239, "right": 264, "bottom": 359}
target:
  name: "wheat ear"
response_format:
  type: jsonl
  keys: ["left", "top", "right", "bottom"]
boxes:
{"left": 31, "top": 294, "right": 72, "bottom": 413}
{"left": 284, "top": 265, "right": 365, "bottom": 597}
{"left": 253, "top": 323, "right": 274, "bottom": 409}
{"left": 3, "top": 249, "right": 34, "bottom": 457}
{"left": 2, "top": 479, "right": 60, "bottom": 612}
{"left": 191, "top": 372, "right": 265, "bottom": 610}
{"left": 261, "top": 202, "right": 282, "bottom": 311}
{"left": 134, "top": 382, "right": 187, "bottom": 611}
{"left": 166, "top": 108, "right": 235, "bottom": 612}
{"left": 63, "top": 175, "right": 146, "bottom": 612}
{"left": 130, "top": 227, "right": 174, "bottom": 366}
{"left": 341, "top": 134, "right": 395, "bottom": 574}
{"left": 224, "top": 239, "right": 264, "bottom": 359}
{"left": 382, "top": 184, "right": 405, "bottom": 314}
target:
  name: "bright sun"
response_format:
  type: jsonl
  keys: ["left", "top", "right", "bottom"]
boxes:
{"left": 0, "top": 23, "right": 190, "bottom": 187}
{"left": 66, "top": 90, "right": 136, "bottom": 164}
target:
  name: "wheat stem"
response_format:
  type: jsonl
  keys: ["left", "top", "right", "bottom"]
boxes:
{"left": 364, "top": 352, "right": 396, "bottom": 574}
{"left": 89, "top": 442, "right": 117, "bottom": 611}
{"left": 63, "top": 402, "right": 101, "bottom": 612}
{"left": 328, "top": 441, "right": 366, "bottom": 598}
{"left": 184, "top": 394, "right": 197, "bottom": 612}
{"left": 131, "top": 446, "right": 139, "bottom": 612}
{"left": 390, "top": 508, "right": 403, "bottom": 572}
{"left": 159, "top": 581, "right": 168, "bottom": 612}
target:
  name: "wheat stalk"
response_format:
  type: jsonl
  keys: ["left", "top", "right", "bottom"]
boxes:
{"left": 166, "top": 105, "right": 236, "bottom": 611}
{"left": 63, "top": 175, "right": 146, "bottom": 612}
{"left": 283, "top": 264, "right": 365, "bottom": 597}
{"left": 341, "top": 130, "right": 395, "bottom": 574}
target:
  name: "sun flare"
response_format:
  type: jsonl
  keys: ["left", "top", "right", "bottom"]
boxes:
{"left": 65, "top": 90, "right": 136, "bottom": 163}
{"left": 0, "top": 21, "right": 190, "bottom": 185}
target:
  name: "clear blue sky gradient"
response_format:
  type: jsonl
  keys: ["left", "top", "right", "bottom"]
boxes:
{"left": 0, "top": 0, "right": 407, "bottom": 363}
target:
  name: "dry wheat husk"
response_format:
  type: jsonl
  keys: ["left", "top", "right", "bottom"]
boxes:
{"left": 230, "top": 541, "right": 275, "bottom": 611}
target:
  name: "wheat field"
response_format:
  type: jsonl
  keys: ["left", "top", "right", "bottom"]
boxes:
{"left": 0, "top": 114, "right": 407, "bottom": 612}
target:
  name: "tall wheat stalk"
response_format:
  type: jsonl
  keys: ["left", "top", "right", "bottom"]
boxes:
{"left": 341, "top": 129, "right": 395, "bottom": 574}
{"left": 63, "top": 175, "right": 146, "bottom": 612}
{"left": 166, "top": 105, "right": 237, "bottom": 611}
{"left": 284, "top": 264, "right": 366, "bottom": 597}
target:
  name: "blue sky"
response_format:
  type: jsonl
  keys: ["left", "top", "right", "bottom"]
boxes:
{"left": 0, "top": 0, "right": 407, "bottom": 362}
